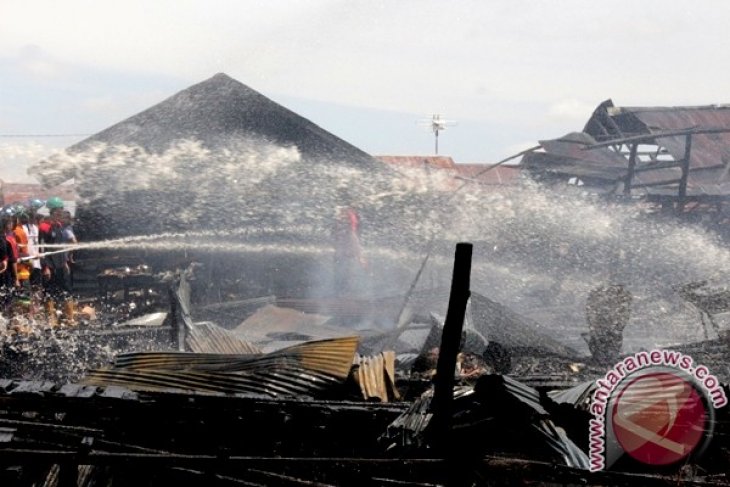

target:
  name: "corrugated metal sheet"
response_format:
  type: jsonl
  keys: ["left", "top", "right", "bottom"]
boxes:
{"left": 354, "top": 351, "right": 400, "bottom": 402}
{"left": 171, "top": 266, "right": 260, "bottom": 355}
{"left": 521, "top": 150, "right": 628, "bottom": 182}
{"left": 548, "top": 380, "right": 596, "bottom": 410}
{"left": 82, "top": 336, "right": 359, "bottom": 397}
{"left": 582, "top": 101, "right": 730, "bottom": 196}
{"left": 186, "top": 321, "right": 261, "bottom": 354}
{"left": 382, "top": 375, "right": 589, "bottom": 469}
{"left": 625, "top": 105, "right": 730, "bottom": 172}
{"left": 277, "top": 296, "right": 412, "bottom": 329}
{"left": 521, "top": 132, "right": 680, "bottom": 190}
{"left": 234, "top": 303, "right": 342, "bottom": 341}
{"left": 452, "top": 164, "right": 521, "bottom": 185}
{"left": 377, "top": 155, "right": 521, "bottom": 191}
{"left": 540, "top": 132, "right": 627, "bottom": 167}
{"left": 469, "top": 292, "right": 577, "bottom": 358}
{"left": 376, "top": 155, "right": 456, "bottom": 170}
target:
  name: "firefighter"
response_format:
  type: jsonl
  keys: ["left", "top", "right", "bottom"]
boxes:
{"left": 38, "top": 197, "right": 72, "bottom": 310}
{"left": 332, "top": 190, "right": 367, "bottom": 296}
{"left": 12, "top": 207, "right": 32, "bottom": 299}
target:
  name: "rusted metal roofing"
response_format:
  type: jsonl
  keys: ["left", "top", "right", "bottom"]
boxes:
{"left": 521, "top": 132, "right": 680, "bottom": 189}
{"left": 232, "top": 304, "right": 355, "bottom": 348}
{"left": 82, "top": 336, "right": 359, "bottom": 397}
{"left": 353, "top": 351, "right": 401, "bottom": 402}
{"left": 452, "top": 164, "right": 521, "bottom": 185}
{"left": 580, "top": 100, "right": 730, "bottom": 198}
{"left": 376, "top": 155, "right": 456, "bottom": 170}
{"left": 171, "top": 265, "right": 260, "bottom": 355}
{"left": 0, "top": 182, "right": 77, "bottom": 206}
{"left": 540, "top": 132, "right": 627, "bottom": 167}
{"left": 608, "top": 105, "right": 730, "bottom": 172}
{"left": 376, "top": 155, "right": 521, "bottom": 187}
{"left": 186, "top": 321, "right": 261, "bottom": 354}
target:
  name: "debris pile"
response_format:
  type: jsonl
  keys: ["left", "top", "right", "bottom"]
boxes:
{"left": 0, "top": 247, "right": 728, "bottom": 485}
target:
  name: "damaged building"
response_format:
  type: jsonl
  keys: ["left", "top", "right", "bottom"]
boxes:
{"left": 522, "top": 100, "right": 730, "bottom": 229}
{"left": 5, "top": 73, "right": 730, "bottom": 484}
{"left": 0, "top": 249, "right": 728, "bottom": 485}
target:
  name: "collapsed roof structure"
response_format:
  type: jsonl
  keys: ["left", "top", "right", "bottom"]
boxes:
{"left": 0, "top": 252, "right": 727, "bottom": 485}
{"left": 522, "top": 100, "right": 730, "bottom": 221}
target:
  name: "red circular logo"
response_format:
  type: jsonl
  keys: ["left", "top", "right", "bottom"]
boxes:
{"left": 611, "top": 371, "right": 708, "bottom": 465}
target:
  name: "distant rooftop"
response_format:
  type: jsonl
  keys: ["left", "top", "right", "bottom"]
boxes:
{"left": 376, "top": 155, "right": 521, "bottom": 186}
{"left": 0, "top": 181, "right": 77, "bottom": 214}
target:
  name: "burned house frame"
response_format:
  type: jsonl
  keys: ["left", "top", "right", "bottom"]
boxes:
{"left": 523, "top": 100, "right": 730, "bottom": 228}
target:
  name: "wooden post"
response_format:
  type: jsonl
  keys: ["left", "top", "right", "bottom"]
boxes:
{"left": 624, "top": 143, "right": 638, "bottom": 196}
{"left": 429, "top": 242, "right": 473, "bottom": 451}
{"left": 677, "top": 133, "right": 692, "bottom": 213}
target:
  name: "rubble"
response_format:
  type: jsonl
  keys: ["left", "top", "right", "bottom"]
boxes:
{"left": 0, "top": 247, "right": 728, "bottom": 485}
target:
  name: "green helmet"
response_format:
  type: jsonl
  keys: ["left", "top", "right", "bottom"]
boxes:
{"left": 46, "top": 196, "right": 64, "bottom": 210}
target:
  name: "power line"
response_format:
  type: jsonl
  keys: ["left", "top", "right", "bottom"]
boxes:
{"left": 0, "top": 133, "right": 92, "bottom": 138}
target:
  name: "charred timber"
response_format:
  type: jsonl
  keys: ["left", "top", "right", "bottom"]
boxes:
{"left": 429, "top": 242, "right": 472, "bottom": 452}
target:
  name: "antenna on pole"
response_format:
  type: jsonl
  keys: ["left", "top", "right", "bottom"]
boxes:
{"left": 417, "top": 114, "right": 457, "bottom": 155}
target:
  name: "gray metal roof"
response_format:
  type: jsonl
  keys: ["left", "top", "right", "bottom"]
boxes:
{"left": 524, "top": 101, "right": 730, "bottom": 200}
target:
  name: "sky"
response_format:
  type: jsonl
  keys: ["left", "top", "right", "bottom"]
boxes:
{"left": 2, "top": 0, "right": 730, "bottom": 183}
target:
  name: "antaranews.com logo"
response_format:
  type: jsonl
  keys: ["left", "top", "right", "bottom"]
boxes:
{"left": 588, "top": 349, "right": 727, "bottom": 472}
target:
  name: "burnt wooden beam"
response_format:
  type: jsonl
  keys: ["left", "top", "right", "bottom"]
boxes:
{"left": 628, "top": 178, "right": 682, "bottom": 189}
{"left": 624, "top": 143, "right": 638, "bottom": 195}
{"left": 678, "top": 133, "right": 693, "bottom": 212}
{"left": 632, "top": 160, "right": 684, "bottom": 172}
{"left": 429, "top": 242, "right": 472, "bottom": 452}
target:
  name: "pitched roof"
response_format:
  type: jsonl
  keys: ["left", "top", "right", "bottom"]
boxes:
{"left": 376, "top": 155, "right": 521, "bottom": 188}
{"left": 32, "top": 73, "right": 378, "bottom": 186}
{"left": 0, "top": 182, "right": 76, "bottom": 206}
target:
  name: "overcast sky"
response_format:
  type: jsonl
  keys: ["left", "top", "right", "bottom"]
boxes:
{"left": 2, "top": 0, "right": 730, "bottom": 182}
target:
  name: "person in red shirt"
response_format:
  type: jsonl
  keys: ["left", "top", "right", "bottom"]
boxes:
{"left": 332, "top": 189, "right": 368, "bottom": 296}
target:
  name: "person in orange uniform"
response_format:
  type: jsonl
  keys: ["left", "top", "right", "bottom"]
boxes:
{"left": 13, "top": 207, "right": 32, "bottom": 285}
